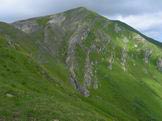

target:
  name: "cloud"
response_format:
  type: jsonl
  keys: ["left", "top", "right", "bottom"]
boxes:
{"left": 1, "top": 0, "right": 162, "bottom": 21}
{"left": 0, "top": 0, "right": 34, "bottom": 14}
{"left": 107, "top": 11, "right": 162, "bottom": 41}
{"left": 109, "top": 12, "right": 162, "bottom": 31}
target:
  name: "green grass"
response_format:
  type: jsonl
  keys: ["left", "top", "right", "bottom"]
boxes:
{"left": 36, "top": 17, "right": 50, "bottom": 26}
{"left": 1, "top": 7, "right": 162, "bottom": 121}
{"left": 0, "top": 37, "right": 110, "bottom": 121}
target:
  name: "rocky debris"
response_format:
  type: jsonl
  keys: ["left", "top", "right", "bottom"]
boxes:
{"left": 114, "top": 23, "right": 122, "bottom": 33}
{"left": 144, "top": 49, "right": 152, "bottom": 63}
{"left": 6, "top": 93, "right": 14, "bottom": 98}
{"left": 108, "top": 51, "right": 115, "bottom": 70}
{"left": 84, "top": 51, "right": 93, "bottom": 87}
{"left": 93, "top": 79, "right": 99, "bottom": 89}
{"left": 40, "top": 21, "right": 66, "bottom": 59}
{"left": 134, "top": 44, "right": 138, "bottom": 48}
{"left": 5, "top": 36, "right": 16, "bottom": 48}
{"left": 13, "top": 20, "right": 40, "bottom": 34}
{"left": 66, "top": 25, "right": 90, "bottom": 67}
{"left": 65, "top": 16, "right": 103, "bottom": 96}
{"left": 43, "top": 25, "right": 50, "bottom": 43}
{"left": 70, "top": 75, "right": 90, "bottom": 97}
{"left": 102, "top": 20, "right": 112, "bottom": 28}
{"left": 53, "top": 119, "right": 59, "bottom": 121}
{"left": 48, "top": 14, "right": 66, "bottom": 26}
{"left": 83, "top": 48, "right": 99, "bottom": 90}
{"left": 121, "top": 48, "right": 127, "bottom": 71}
{"left": 4, "top": 35, "right": 20, "bottom": 49}
{"left": 93, "top": 70, "right": 99, "bottom": 90}
{"left": 69, "top": 75, "right": 79, "bottom": 89}
{"left": 96, "top": 30, "right": 111, "bottom": 44}
{"left": 143, "top": 68, "right": 148, "bottom": 74}
{"left": 123, "top": 37, "right": 129, "bottom": 43}
{"left": 66, "top": 25, "right": 90, "bottom": 97}
{"left": 133, "top": 34, "right": 146, "bottom": 43}
{"left": 157, "top": 57, "right": 162, "bottom": 72}
{"left": 79, "top": 86, "right": 90, "bottom": 97}
{"left": 7, "top": 39, "right": 13, "bottom": 47}
{"left": 90, "top": 44, "right": 97, "bottom": 51}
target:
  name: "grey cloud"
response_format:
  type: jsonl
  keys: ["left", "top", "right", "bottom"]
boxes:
{"left": 1, "top": 0, "right": 162, "bottom": 22}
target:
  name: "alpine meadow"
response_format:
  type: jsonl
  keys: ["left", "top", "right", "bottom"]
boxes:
{"left": 0, "top": 7, "right": 162, "bottom": 121}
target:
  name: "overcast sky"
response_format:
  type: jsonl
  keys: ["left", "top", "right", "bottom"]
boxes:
{"left": 0, "top": 0, "right": 162, "bottom": 42}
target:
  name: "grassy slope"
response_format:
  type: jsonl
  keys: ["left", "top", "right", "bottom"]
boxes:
{"left": 0, "top": 24, "right": 112, "bottom": 121}
{"left": 72, "top": 11, "right": 162, "bottom": 121}
{"left": 1, "top": 7, "right": 162, "bottom": 121}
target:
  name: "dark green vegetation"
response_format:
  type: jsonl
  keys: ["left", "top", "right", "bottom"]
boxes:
{"left": 0, "top": 7, "right": 162, "bottom": 121}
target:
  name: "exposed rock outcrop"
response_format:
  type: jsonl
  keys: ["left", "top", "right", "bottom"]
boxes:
{"left": 93, "top": 77, "right": 99, "bottom": 89}
{"left": 157, "top": 57, "right": 162, "bottom": 72}
{"left": 48, "top": 14, "right": 66, "bottom": 26}
{"left": 123, "top": 37, "right": 129, "bottom": 43}
{"left": 13, "top": 20, "right": 40, "bottom": 34}
{"left": 66, "top": 24, "right": 90, "bottom": 97}
{"left": 96, "top": 30, "right": 111, "bottom": 44}
{"left": 121, "top": 48, "right": 127, "bottom": 71}
{"left": 133, "top": 34, "right": 146, "bottom": 43}
{"left": 42, "top": 23, "right": 65, "bottom": 58}
{"left": 83, "top": 48, "right": 99, "bottom": 90}
{"left": 144, "top": 49, "right": 152, "bottom": 63}
{"left": 84, "top": 51, "right": 93, "bottom": 87}
{"left": 70, "top": 75, "right": 90, "bottom": 97}
{"left": 108, "top": 51, "right": 115, "bottom": 70}
{"left": 114, "top": 23, "right": 122, "bottom": 33}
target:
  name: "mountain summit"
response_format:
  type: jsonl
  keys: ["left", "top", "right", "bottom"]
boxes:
{"left": 0, "top": 7, "right": 162, "bottom": 121}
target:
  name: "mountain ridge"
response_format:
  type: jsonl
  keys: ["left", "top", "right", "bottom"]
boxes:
{"left": 11, "top": 7, "right": 162, "bottom": 46}
{"left": 0, "top": 7, "right": 162, "bottom": 121}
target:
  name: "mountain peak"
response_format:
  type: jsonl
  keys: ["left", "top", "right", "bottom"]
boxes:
{"left": 1, "top": 5, "right": 162, "bottom": 121}
{"left": 64, "top": 6, "right": 95, "bottom": 15}
{"left": 69, "top": 6, "right": 89, "bottom": 11}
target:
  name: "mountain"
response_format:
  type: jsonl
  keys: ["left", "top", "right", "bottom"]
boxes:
{"left": 0, "top": 7, "right": 162, "bottom": 121}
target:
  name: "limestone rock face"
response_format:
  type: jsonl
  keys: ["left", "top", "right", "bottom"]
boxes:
{"left": 48, "top": 14, "right": 66, "bottom": 26}
{"left": 13, "top": 20, "right": 40, "bottom": 34}
{"left": 108, "top": 52, "right": 115, "bottom": 70}
{"left": 157, "top": 58, "right": 162, "bottom": 72}
{"left": 66, "top": 24, "right": 91, "bottom": 97}
{"left": 121, "top": 48, "right": 127, "bottom": 71}
{"left": 70, "top": 75, "right": 90, "bottom": 97}
{"left": 114, "top": 23, "right": 122, "bottom": 33}
{"left": 133, "top": 34, "right": 146, "bottom": 43}
{"left": 84, "top": 51, "right": 93, "bottom": 87}
{"left": 144, "top": 49, "right": 152, "bottom": 63}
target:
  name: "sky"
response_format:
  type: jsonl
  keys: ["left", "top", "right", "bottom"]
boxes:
{"left": 0, "top": 0, "right": 162, "bottom": 42}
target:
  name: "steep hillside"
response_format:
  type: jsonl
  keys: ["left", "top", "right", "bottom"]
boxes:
{"left": 0, "top": 7, "right": 162, "bottom": 121}
{"left": 0, "top": 22, "right": 113, "bottom": 121}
